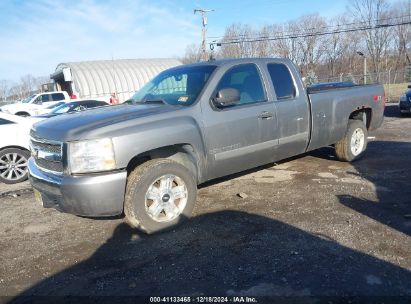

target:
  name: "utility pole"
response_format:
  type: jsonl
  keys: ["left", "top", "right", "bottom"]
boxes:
{"left": 357, "top": 51, "right": 367, "bottom": 84}
{"left": 194, "top": 8, "right": 214, "bottom": 61}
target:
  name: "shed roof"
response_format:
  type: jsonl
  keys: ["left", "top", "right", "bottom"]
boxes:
{"left": 52, "top": 58, "right": 182, "bottom": 102}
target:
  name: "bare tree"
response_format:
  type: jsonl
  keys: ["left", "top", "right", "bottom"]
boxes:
{"left": 340, "top": 29, "right": 364, "bottom": 76}
{"left": 256, "top": 26, "right": 271, "bottom": 57}
{"left": 208, "top": 0, "right": 410, "bottom": 85}
{"left": 268, "top": 22, "right": 303, "bottom": 65}
{"left": 0, "top": 80, "right": 10, "bottom": 102}
{"left": 295, "top": 14, "right": 328, "bottom": 76}
{"left": 8, "top": 83, "right": 24, "bottom": 101}
{"left": 217, "top": 24, "right": 243, "bottom": 58}
{"left": 181, "top": 44, "right": 202, "bottom": 64}
{"left": 19, "top": 74, "right": 38, "bottom": 97}
{"left": 218, "top": 24, "right": 262, "bottom": 58}
{"left": 391, "top": 1, "right": 411, "bottom": 71}
{"left": 4, "top": 75, "right": 47, "bottom": 102}
{"left": 348, "top": 0, "right": 393, "bottom": 75}
{"left": 266, "top": 15, "right": 327, "bottom": 77}
{"left": 323, "top": 16, "right": 347, "bottom": 78}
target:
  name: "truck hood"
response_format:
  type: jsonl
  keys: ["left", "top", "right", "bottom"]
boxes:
{"left": 1, "top": 103, "right": 40, "bottom": 112}
{"left": 31, "top": 104, "right": 182, "bottom": 142}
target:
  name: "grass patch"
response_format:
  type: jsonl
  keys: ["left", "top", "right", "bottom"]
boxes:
{"left": 385, "top": 83, "right": 409, "bottom": 103}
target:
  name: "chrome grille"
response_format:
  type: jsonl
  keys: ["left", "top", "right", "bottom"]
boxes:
{"left": 35, "top": 158, "right": 64, "bottom": 172}
{"left": 30, "top": 135, "right": 63, "bottom": 174}
{"left": 30, "top": 140, "right": 61, "bottom": 154}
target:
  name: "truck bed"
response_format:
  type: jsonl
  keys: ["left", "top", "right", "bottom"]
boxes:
{"left": 306, "top": 84, "right": 385, "bottom": 152}
{"left": 307, "top": 81, "right": 356, "bottom": 94}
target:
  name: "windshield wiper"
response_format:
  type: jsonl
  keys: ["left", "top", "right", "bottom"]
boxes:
{"left": 141, "top": 99, "right": 167, "bottom": 105}
{"left": 124, "top": 98, "right": 173, "bottom": 106}
{"left": 126, "top": 98, "right": 168, "bottom": 105}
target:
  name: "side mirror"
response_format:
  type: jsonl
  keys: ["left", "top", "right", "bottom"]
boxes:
{"left": 36, "top": 99, "right": 43, "bottom": 105}
{"left": 408, "top": 85, "right": 411, "bottom": 89}
{"left": 213, "top": 88, "right": 240, "bottom": 108}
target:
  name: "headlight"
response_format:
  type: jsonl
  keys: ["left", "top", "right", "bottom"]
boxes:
{"left": 69, "top": 138, "right": 116, "bottom": 174}
{"left": 400, "top": 94, "right": 407, "bottom": 101}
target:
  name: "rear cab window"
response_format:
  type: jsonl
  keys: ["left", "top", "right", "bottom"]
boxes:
{"left": 41, "top": 94, "right": 51, "bottom": 103}
{"left": 267, "top": 63, "right": 297, "bottom": 100}
{"left": 51, "top": 93, "right": 65, "bottom": 101}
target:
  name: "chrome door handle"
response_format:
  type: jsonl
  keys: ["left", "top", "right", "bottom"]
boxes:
{"left": 258, "top": 111, "right": 273, "bottom": 119}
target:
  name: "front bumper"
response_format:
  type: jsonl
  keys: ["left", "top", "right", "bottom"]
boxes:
{"left": 398, "top": 96, "right": 411, "bottom": 113}
{"left": 28, "top": 158, "right": 127, "bottom": 216}
{"left": 400, "top": 100, "right": 411, "bottom": 113}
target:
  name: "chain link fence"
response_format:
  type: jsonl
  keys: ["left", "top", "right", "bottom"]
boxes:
{"left": 316, "top": 69, "right": 410, "bottom": 102}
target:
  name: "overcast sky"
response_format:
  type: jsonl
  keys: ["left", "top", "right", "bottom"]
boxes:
{"left": 0, "top": 0, "right": 365, "bottom": 82}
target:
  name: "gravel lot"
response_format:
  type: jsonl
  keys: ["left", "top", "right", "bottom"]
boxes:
{"left": 0, "top": 104, "right": 410, "bottom": 300}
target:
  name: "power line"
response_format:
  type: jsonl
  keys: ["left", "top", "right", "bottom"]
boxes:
{"left": 209, "top": 14, "right": 411, "bottom": 42}
{"left": 211, "top": 15, "right": 411, "bottom": 41}
{"left": 212, "top": 19, "right": 411, "bottom": 47}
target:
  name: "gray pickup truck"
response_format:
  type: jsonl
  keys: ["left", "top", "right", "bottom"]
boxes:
{"left": 29, "top": 58, "right": 385, "bottom": 233}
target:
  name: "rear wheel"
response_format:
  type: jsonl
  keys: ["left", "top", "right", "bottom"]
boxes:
{"left": 335, "top": 119, "right": 368, "bottom": 162}
{"left": 124, "top": 159, "right": 197, "bottom": 234}
{"left": 0, "top": 148, "right": 31, "bottom": 184}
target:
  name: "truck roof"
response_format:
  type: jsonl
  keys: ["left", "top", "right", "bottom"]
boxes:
{"left": 181, "top": 57, "right": 292, "bottom": 68}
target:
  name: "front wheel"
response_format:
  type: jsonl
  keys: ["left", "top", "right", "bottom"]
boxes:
{"left": 0, "top": 148, "right": 31, "bottom": 184}
{"left": 124, "top": 159, "right": 197, "bottom": 234}
{"left": 335, "top": 119, "right": 368, "bottom": 162}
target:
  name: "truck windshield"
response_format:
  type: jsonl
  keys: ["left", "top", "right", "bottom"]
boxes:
{"left": 127, "top": 65, "right": 217, "bottom": 106}
{"left": 51, "top": 103, "right": 73, "bottom": 114}
{"left": 21, "top": 94, "right": 36, "bottom": 103}
{"left": 46, "top": 102, "right": 65, "bottom": 109}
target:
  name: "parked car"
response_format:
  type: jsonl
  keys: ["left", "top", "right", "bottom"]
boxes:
{"left": 29, "top": 58, "right": 385, "bottom": 233}
{"left": 399, "top": 85, "right": 411, "bottom": 116}
{"left": 35, "top": 101, "right": 67, "bottom": 116}
{"left": 35, "top": 100, "right": 109, "bottom": 118}
{"left": 0, "top": 113, "right": 41, "bottom": 184}
{"left": 0, "top": 91, "right": 70, "bottom": 117}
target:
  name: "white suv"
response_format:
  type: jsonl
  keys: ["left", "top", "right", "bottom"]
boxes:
{"left": 0, "top": 91, "right": 70, "bottom": 116}
{"left": 0, "top": 112, "right": 43, "bottom": 183}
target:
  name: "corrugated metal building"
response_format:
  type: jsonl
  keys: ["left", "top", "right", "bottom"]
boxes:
{"left": 50, "top": 58, "right": 182, "bottom": 102}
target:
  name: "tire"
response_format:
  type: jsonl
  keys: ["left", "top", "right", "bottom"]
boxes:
{"left": 0, "top": 148, "right": 31, "bottom": 184}
{"left": 335, "top": 119, "right": 368, "bottom": 162}
{"left": 124, "top": 159, "right": 197, "bottom": 234}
